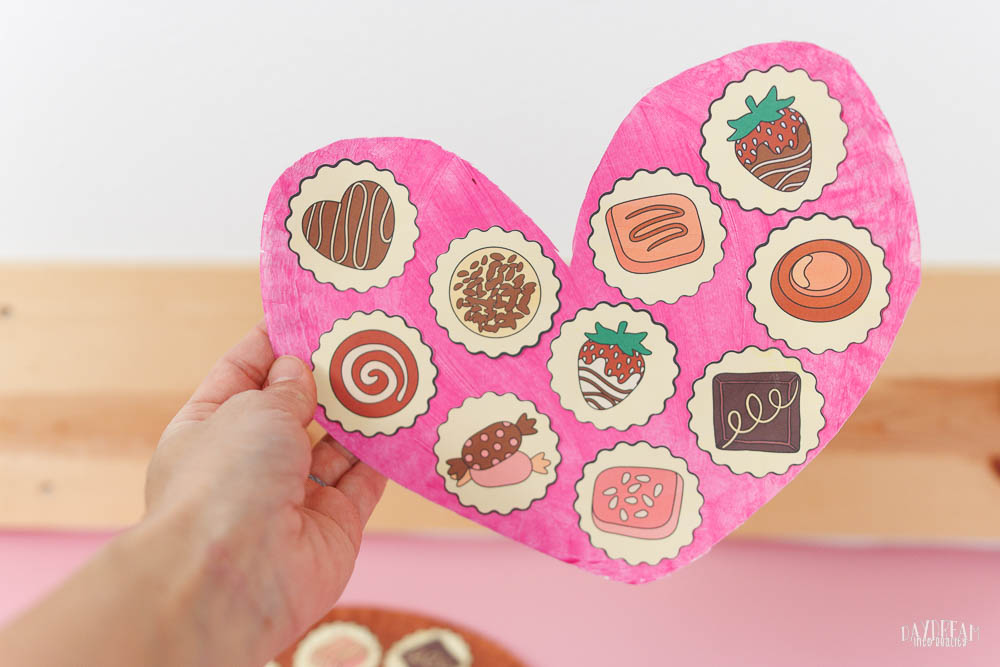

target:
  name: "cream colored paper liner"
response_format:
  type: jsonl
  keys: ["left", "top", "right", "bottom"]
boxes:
{"left": 292, "top": 621, "right": 382, "bottom": 667}
{"left": 313, "top": 311, "right": 437, "bottom": 437}
{"left": 688, "top": 346, "right": 825, "bottom": 477}
{"left": 574, "top": 442, "right": 703, "bottom": 566}
{"left": 430, "top": 227, "right": 560, "bottom": 357}
{"left": 747, "top": 214, "right": 890, "bottom": 353}
{"left": 701, "top": 66, "right": 847, "bottom": 214}
{"left": 547, "top": 303, "right": 677, "bottom": 430}
{"left": 286, "top": 160, "right": 419, "bottom": 291}
{"left": 434, "top": 392, "right": 560, "bottom": 515}
{"left": 383, "top": 627, "right": 472, "bottom": 667}
{"left": 588, "top": 169, "right": 725, "bottom": 305}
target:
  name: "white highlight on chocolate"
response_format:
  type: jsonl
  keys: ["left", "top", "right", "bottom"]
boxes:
{"left": 340, "top": 343, "right": 409, "bottom": 404}
{"left": 339, "top": 182, "right": 392, "bottom": 269}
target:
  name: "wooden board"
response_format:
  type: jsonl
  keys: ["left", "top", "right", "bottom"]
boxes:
{"left": 0, "top": 265, "right": 997, "bottom": 541}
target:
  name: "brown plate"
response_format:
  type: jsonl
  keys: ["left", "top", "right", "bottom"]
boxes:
{"left": 271, "top": 605, "right": 527, "bottom": 666}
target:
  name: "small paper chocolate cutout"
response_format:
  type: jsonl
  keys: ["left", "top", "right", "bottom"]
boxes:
{"left": 588, "top": 168, "right": 726, "bottom": 304}
{"left": 547, "top": 302, "right": 677, "bottom": 431}
{"left": 429, "top": 227, "right": 561, "bottom": 357}
{"left": 312, "top": 311, "right": 437, "bottom": 437}
{"left": 434, "top": 393, "right": 560, "bottom": 515}
{"left": 688, "top": 346, "right": 826, "bottom": 477}
{"left": 701, "top": 66, "right": 848, "bottom": 214}
{"left": 574, "top": 442, "right": 703, "bottom": 565}
{"left": 747, "top": 215, "right": 891, "bottom": 353}
{"left": 286, "top": 160, "right": 419, "bottom": 292}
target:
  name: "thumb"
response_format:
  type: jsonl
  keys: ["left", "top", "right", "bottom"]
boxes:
{"left": 262, "top": 355, "right": 317, "bottom": 426}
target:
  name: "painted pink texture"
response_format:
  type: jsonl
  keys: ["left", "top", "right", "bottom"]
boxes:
{"left": 260, "top": 42, "right": 920, "bottom": 584}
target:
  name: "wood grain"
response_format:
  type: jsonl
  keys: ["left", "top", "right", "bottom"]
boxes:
{"left": 1, "top": 265, "right": 997, "bottom": 540}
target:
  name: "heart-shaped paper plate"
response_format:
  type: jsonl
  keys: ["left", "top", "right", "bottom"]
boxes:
{"left": 260, "top": 42, "right": 920, "bottom": 584}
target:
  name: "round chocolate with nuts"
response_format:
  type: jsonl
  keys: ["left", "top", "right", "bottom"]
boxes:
{"left": 449, "top": 247, "right": 540, "bottom": 338}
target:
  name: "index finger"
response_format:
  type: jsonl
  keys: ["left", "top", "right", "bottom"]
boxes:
{"left": 164, "top": 320, "right": 276, "bottom": 432}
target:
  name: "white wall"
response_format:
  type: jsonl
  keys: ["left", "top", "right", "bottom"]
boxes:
{"left": 1, "top": 0, "right": 997, "bottom": 264}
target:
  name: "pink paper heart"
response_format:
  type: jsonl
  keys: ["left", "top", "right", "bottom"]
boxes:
{"left": 260, "top": 42, "right": 919, "bottom": 584}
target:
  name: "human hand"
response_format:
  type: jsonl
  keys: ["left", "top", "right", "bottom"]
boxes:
{"left": 145, "top": 321, "right": 387, "bottom": 664}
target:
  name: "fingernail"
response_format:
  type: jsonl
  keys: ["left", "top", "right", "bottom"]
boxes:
{"left": 268, "top": 355, "right": 305, "bottom": 384}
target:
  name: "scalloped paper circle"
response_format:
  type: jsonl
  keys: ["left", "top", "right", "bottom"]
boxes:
{"left": 701, "top": 66, "right": 848, "bottom": 214}
{"left": 746, "top": 215, "right": 891, "bottom": 353}
{"left": 286, "top": 159, "right": 419, "bottom": 292}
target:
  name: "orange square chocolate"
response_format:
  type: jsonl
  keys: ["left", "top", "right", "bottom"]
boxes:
{"left": 605, "top": 193, "right": 705, "bottom": 274}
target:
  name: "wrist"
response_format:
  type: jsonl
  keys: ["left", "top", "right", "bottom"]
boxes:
{"left": 125, "top": 505, "right": 277, "bottom": 666}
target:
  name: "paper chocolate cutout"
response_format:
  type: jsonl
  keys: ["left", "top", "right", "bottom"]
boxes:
{"left": 260, "top": 42, "right": 920, "bottom": 584}
{"left": 574, "top": 441, "right": 703, "bottom": 565}
{"left": 689, "top": 346, "right": 825, "bottom": 477}
{"left": 747, "top": 214, "right": 891, "bottom": 353}
{"left": 286, "top": 160, "right": 418, "bottom": 292}
{"left": 434, "top": 393, "right": 560, "bottom": 515}
{"left": 589, "top": 168, "right": 726, "bottom": 304}
{"left": 430, "top": 227, "right": 561, "bottom": 357}
{"left": 548, "top": 302, "right": 677, "bottom": 431}
{"left": 701, "top": 66, "right": 847, "bottom": 213}
{"left": 292, "top": 621, "right": 382, "bottom": 667}
{"left": 311, "top": 311, "right": 437, "bottom": 437}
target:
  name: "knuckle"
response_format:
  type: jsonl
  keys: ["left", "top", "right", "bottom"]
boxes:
{"left": 268, "top": 384, "right": 315, "bottom": 414}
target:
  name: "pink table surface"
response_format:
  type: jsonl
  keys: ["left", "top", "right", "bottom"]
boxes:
{"left": 1, "top": 532, "right": 997, "bottom": 666}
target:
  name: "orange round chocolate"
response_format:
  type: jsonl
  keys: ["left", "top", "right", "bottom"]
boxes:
{"left": 769, "top": 239, "right": 872, "bottom": 322}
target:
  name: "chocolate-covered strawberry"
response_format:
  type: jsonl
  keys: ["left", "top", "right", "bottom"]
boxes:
{"left": 446, "top": 413, "right": 551, "bottom": 488}
{"left": 727, "top": 86, "right": 812, "bottom": 192}
{"left": 578, "top": 321, "right": 651, "bottom": 410}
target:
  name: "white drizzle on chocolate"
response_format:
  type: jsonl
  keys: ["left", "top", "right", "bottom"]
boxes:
{"left": 720, "top": 380, "right": 800, "bottom": 449}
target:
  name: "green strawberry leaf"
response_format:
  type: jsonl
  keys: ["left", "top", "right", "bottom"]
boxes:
{"left": 584, "top": 321, "right": 652, "bottom": 356}
{"left": 726, "top": 85, "right": 795, "bottom": 142}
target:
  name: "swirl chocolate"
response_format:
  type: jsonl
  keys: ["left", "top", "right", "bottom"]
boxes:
{"left": 769, "top": 239, "right": 872, "bottom": 322}
{"left": 301, "top": 180, "right": 395, "bottom": 270}
{"left": 329, "top": 329, "right": 419, "bottom": 418}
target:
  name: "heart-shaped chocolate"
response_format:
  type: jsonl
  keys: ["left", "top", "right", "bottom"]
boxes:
{"left": 260, "top": 42, "right": 920, "bottom": 584}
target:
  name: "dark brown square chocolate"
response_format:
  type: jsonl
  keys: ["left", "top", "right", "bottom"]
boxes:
{"left": 712, "top": 371, "right": 801, "bottom": 453}
{"left": 402, "top": 639, "right": 459, "bottom": 667}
